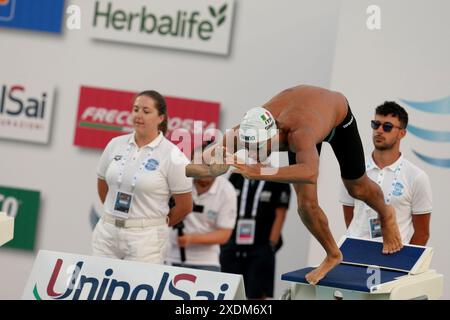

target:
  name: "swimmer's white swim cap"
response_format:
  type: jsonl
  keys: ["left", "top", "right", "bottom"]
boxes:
{"left": 239, "top": 107, "right": 277, "bottom": 147}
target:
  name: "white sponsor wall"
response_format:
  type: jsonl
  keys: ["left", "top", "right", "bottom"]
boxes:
{"left": 0, "top": 0, "right": 341, "bottom": 299}
{"left": 2, "top": 0, "right": 449, "bottom": 301}
{"left": 307, "top": 0, "right": 450, "bottom": 298}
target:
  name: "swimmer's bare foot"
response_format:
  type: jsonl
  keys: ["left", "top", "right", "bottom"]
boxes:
{"left": 380, "top": 205, "right": 403, "bottom": 254}
{"left": 305, "top": 251, "right": 343, "bottom": 285}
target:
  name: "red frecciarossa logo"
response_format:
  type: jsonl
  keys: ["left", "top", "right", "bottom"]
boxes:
{"left": 73, "top": 86, "right": 220, "bottom": 153}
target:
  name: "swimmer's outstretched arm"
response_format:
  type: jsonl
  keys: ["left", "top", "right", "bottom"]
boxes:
{"left": 185, "top": 125, "right": 241, "bottom": 178}
{"left": 202, "top": 125, "right": 241, "bottom": 164}
{"left": 233, "top": 142, "right": 320, "bottom": 184}
{"left": 233, "top": 162, "right": 317, "bottom": 184}
{"left": 185, "top": 164, "right": 211, "bottom": 178}
{"left": 186, "top": 144, "right": 232, "bottom": 178}
{"left": 185, "top": 163, "right": 231, "bottom": 178}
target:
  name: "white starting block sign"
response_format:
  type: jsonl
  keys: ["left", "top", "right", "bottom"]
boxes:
{"left": 0, "top": 212, "right": 14, "bottom": 247}
{"left": 282, "top": 237, "right": 444, "bottom": 300}
{"left": 22, "top": 250, "right": 246, "bottom": 300}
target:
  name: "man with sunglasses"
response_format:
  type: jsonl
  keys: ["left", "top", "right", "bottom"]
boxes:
{"left": 186, "top": 85, "right": 403, "bottom": 285}
{"left": 340, "top": 101, "right": 432, "bottom": 245}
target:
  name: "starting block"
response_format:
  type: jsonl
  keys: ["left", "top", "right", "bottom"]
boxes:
{"left": 281, "top": 237, "right": 444, "bottom": 300}
{"left": 0, "top": 212, "right": 14, "bottom": 246}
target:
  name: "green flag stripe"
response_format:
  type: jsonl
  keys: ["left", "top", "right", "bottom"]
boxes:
{"left": 79, "top": 122, "right": 125, "bottom": 132}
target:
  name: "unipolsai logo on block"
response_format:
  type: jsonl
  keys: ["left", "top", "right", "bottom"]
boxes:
{"left": 90, "top": 0, "right": 236, "bottom": 55}
{"left": 32, "top": 258, "right": 231, "bottom": 300}
{"left": 0, "top": 0, "right": 15, "bottom": 21}
{"left": 0, "top": 83, "right": 55, "bottom": 144}
{"left": 400, "top": 96, "right": 450, "bottom": 168}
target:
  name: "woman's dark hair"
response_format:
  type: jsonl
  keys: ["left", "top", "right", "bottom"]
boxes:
{"left": 135, "top": 90, "right": 168, "bottom": 135}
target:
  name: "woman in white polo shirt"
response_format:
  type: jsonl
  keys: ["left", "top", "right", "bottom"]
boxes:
{"left": 92, "top": 90, "right": 193, "bottom": 264}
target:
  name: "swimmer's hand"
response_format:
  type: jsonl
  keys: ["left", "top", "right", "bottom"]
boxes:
{"left": 207, "top": 146, "right": 232, "bottom": 177}
{"left": 233, "top": 163, "right": 269, "bottom": 179}
{"left": 230, "top": 154, "right": 273, "bottom": 179}
{"left": 185, "top": 146, "right": 232, "bottom": 178}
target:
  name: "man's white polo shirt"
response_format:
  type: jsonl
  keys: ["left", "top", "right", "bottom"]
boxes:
{"left": 167, "top": 176, "right": 237, "bottom": 267}
{"left": 340, "top": 154, "right": 432, "bottom": 243}
{"left": 97, "top": 132, "right": 192, "bottom": 219}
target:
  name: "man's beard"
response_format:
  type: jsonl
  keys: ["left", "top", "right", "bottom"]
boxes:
{"left": 373, "top": 137, "right": 396, "bottom": 151}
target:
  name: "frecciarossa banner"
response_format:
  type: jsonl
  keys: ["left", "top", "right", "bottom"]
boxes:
{"left": 73, "top": 86, "right": 220, "bottom": 155}
{"left": 22, "top": 250, "right": 245, "bottom": 300}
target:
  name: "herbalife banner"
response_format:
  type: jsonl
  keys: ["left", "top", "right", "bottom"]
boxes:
{"left": 0, "top": 83, "right": 55, "bottom": 144}
{"left": 0, "top": 186, "right": 40, "bottom": 251}
{"left": 22, "top": 250, "right": 246, "bottom": 300}
{"left": 73, "top": 86, "right": 220, "bottom": 155}
{"left": 89, "top": 0, "right": 235, "bottom": 55}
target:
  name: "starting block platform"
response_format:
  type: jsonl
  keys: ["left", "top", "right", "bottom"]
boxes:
{"left": 281, "top": 237, "right": 444, "bottom": 300}
{"left": 0, "top": 212, "right": 14, "bottom": 247}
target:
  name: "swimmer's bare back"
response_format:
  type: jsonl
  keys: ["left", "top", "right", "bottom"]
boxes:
{"left": 262, "top": 85, "right": 349, "bottom": 149}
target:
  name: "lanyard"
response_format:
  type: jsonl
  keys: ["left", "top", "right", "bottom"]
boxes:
{"left": 239, "top": 179, "right": 266, "bottom": 218}
{"left": 117, "top": 143, "right": 154, "bottom": 192}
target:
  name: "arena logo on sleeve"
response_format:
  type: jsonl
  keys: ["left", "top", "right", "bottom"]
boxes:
{"left": 74, "top": 86, "right": 220, "bottom": 155}
{"left": 0, "top": 185, "right": 40, "bottom": 251}
{"left": 0, "top": 0, "right": 65, "bottom": 33}
{"left": 89, "top": 0, "right": 235, "bottom": 55}
{"left": 0, "top": 83, "right": 55, "bottom": 144}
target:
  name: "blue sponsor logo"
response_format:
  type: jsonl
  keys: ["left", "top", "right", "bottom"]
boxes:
{"left": 392, "top": 182, "right": 404, "bottom": 197}
{"left": 401, "top": 96, "right": 450, "bottom": 168}
{"left": 207, "top": 210, "right": 217, "bottom": 220}
{"left": 0, "top": 0, "right": 65, "bottom": 33}
{"left": 412, "top": 151, "right": 450, "bottom": 169}
{"left": 0, "top": 0, "right": 15, "bottom": 21}
{"left": 407, "top": 125, "right": 450, "bottom": 143}
{"left": 400, "top": 96, "right": 450, "bottom": 114}
{"left": 145, "top": 159, "right": 159, "bottom": 171}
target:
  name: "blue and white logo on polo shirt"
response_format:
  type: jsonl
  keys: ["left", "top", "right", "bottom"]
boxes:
{"left": 145, "top": 159, "right": 159, "bottom": 171}
{"left": 207, "top": 210, "right": 218, "bottom": 221}
{"left": 392, "top": 182, "right": 404, "bottom": 197}
{"left": 0, "top": 0, "right": 65, "bottom": 33}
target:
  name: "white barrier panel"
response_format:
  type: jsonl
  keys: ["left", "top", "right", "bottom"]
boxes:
{"left": 22, "top": 250, "right": 246, "bottom": 300}
{"left": 0, "top": 212, "right": 14, "bottom": 246}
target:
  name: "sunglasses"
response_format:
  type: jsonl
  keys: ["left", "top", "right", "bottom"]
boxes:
{"left": 370, "top": 120, "right": 403, "bottom": 132}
